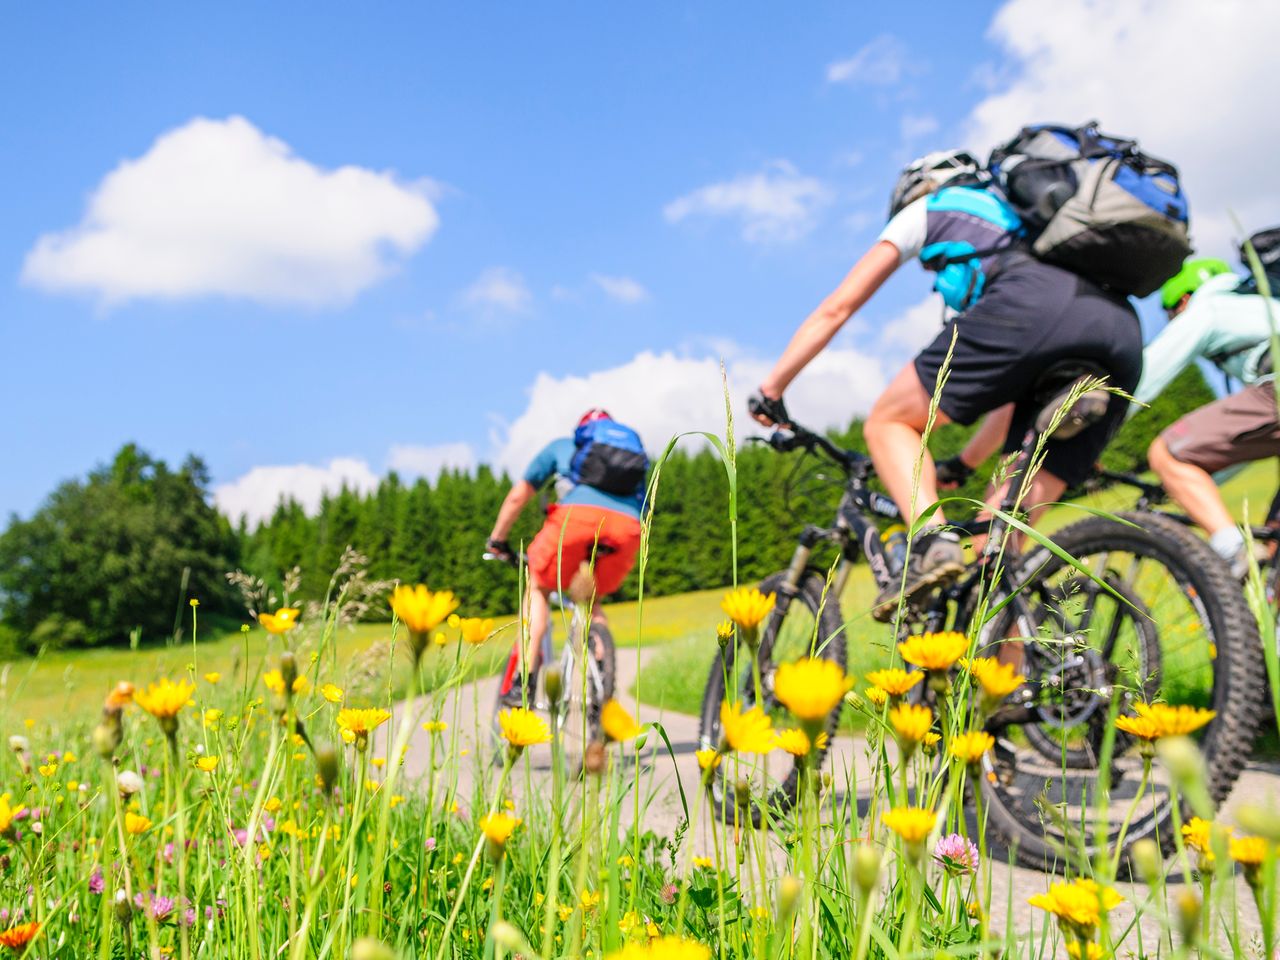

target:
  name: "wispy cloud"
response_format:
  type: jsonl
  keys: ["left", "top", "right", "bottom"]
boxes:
{"left": 458, "top": 267, "right": 532, "bottom": 314}
{"left": 590, "top": 274, "right": 649, "bottom": 304}
{"left": 663, "top": 161, "right": 831, "bottom": 244}
{"left": 826, "top": 35, "right": 913, "bottom": 86}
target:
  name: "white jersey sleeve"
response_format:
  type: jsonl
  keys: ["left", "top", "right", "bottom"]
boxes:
{"left": 877, "top": 196, "right": 929, "bottom": 264}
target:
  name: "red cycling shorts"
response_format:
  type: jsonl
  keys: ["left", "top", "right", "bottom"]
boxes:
{"left": 526, "top": 504, "right": 642, "bottom": 596}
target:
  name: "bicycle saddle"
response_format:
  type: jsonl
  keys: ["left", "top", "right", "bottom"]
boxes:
{"left": 1030, "top": 360, "right": 1111, "bottom": 441}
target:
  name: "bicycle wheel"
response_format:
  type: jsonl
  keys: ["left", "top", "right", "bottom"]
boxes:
{"left": 968, "top": 511, "right": 1264, "bottom": 870}
{"left": 697, "top": 571, "right": 846, "bottom": 826}
{"left": 556, "top": 618, "right": 616, "bottom": 772}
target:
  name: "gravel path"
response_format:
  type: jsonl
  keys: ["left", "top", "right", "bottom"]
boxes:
{"left": 388, "top": 642, "right": 1272, "bottom": 947}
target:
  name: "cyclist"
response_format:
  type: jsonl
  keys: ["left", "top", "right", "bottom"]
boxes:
{"left": 1137, "top": 258, "right": 1280, "bottom": 576}
{"left": 750, "top": 150, "right": 1142, "bottom": 620}
{"left": 485, "top": 409, "right": 647, "bottom": 706}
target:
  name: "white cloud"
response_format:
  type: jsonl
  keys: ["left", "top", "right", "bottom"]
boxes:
{"left": 591, "top": 274, "right": 649, "bottom": 304}
{"left": 826, "top": 35, "right": 911, "bottom": 86}
{"left": 214, "top": 457, "right": 379, "bottom": 526}
{"left": 459, "top": 267, "right": 532, "bottom": 314}
{"left": 965, "top": 0, "right": 1280, "bottom": 254}
{"left": 387, "top": 442, "right": 477, "bottom": 478}
{"left": 900, "top": 113, "right": 940, "bottom": 142}
{"left": 22, "top": 116, "right": 438, "bottom": 307}
{"left": 874, "top": 293, "right": 947, "bottom": 353}
{"left": 663, "top": 161, "right": 832, "bottom": 244}
{"left": 491, "top": 346, "right": 887, "bottom": 476}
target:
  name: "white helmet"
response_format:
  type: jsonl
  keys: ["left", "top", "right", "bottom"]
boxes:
{"left": 887, "top": 150, "right": 982, "bottom": 219}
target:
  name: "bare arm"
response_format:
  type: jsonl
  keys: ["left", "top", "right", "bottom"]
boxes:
{"left": 757, "top": 241, "right": 901, "bottom": 404}
{"left": 490, "top": 480, "right": 537, "bottom": 542}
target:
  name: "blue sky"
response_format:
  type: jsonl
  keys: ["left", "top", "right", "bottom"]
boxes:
{"left": 2, "top": 1, "right": 1272, "bottom": 522}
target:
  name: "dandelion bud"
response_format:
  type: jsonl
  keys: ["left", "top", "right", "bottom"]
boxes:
{"left": 116, "top": 770, "right": 143, "bottom": 797}
{"left": 490, "top": 922, "right": 526, "bottom": 953}
{"left": 734, "top": 777, "right": 751, "bottom": 810}
{"left": 583, "top": 740, "right": 607, "bottom": 777}
{"left": 280, "top": 651, "right": 299, "bottom": 692}
{"left": 777, "top": 874, "right": 801, "bottom": 918}
{"left": 93, "top": 721, "right": 122, "bottom": 759}
{"left": 854, "top": 844, "right": 881, "bottom": 893}
{"left": 1130, "top": 838, "right": 1162, "bottom": 886}
{"left": 1156, "top": 736, "right": 1213, "bottom": 819}
{"left": 543, "top": 667, "right": 563, "bottom": 705}
{"left": 315, "top": 744, "right": 340, "bottom": 796}
{"left": 1236, "top": 804, "right": 1280, "bottom": 843}
{"left": 114, "top": 889, "right": 132, "bottom": 925}
{"left": 350, "top": 937, "right": 395, "bottom": 960}
{"left": 1176, "top": 890, "right": 1201, "bottom": 946}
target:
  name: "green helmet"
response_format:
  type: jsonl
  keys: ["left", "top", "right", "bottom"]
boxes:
{"left": 1160, "top": 258, "right": 1234, "bottom": 310}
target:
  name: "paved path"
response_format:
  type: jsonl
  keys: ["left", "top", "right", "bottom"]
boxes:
{"left": 387, "top": 643, "right": 1273, "bottom": 948}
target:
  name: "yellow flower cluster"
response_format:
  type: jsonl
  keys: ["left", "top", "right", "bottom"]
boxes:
{"left": 898, "top": 632, "right": 968, "bottom": 671}
{"left": 1114, "top": 703, "right": 1215, "bottom": 742}
{"left": 773, "top": 658, "right": 852, "bottom": 722}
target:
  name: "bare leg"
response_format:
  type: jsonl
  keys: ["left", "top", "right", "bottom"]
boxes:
{"left": 865, "top": 362, "right": 953, "bottom": 525}
{"left": 523, "top": 587, "right": 552, "bottom": 677}
{"left": 1148, "top": 436, "right": 1235, "bottom": 535}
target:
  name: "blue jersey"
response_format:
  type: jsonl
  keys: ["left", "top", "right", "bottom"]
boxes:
{"left": 879, "top": 185, "right": 1023, "bottom": 312}
{"left": 523, "top": 437, "right": 644, "bottom": 519}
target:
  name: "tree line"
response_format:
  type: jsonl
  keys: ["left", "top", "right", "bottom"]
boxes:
{"left": 0, "top": 366, "right": 1215, "bottom": 653}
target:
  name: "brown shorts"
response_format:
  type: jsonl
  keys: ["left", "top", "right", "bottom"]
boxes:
{"left": 1161, "top": 380, "right": 1280, "bottom": 473}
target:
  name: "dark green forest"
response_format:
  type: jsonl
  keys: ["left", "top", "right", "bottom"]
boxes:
{"left": 0, "top": 366, "right": 1215, "bottom": 652}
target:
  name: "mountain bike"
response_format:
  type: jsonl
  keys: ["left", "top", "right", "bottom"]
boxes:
{"left": 483, "top": 549, "right": 617, "bottom": 770}
{"left": 699, "top": 366, "right": 1265, "bottom": 869}
{"left": 1089, "top": 467, "right": 1280, "bottom": 603}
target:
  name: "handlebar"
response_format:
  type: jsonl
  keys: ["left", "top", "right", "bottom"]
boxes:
{"left": 758, "top": 422, "right": 869, "bottom": 477}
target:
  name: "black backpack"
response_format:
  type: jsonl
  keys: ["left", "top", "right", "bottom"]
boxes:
{"left": 1237, "top": 227, "right": 1280, "bottom": 294}
{"left": 988, "top": 122, "right": 1191, "bottom": 297}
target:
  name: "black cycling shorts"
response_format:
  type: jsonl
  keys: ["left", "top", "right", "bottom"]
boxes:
{"left": 913, "top": 256, "right": 1142, "bottom": 487}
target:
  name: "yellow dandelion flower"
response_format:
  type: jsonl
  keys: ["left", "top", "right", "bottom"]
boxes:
{"left": 580, "top": 889, "right": 602, "bottom": 911}
{"left": 1116, "top": 703, "right": 1215, "bottom": 741}
{"left": 601, "top": 699, "right": 644, "bottom": 742}
{"left": 557, "top": 905, "right": 574, "bottom": 922}
{"left": 865, "top": 687, "right": 888, "bottom": 707}
{"left": 1231, "top": 835, "right": 1270, "bottom": 866}
{"left": 0, "top": 795, "right": 26, "bottom": 833}
{"left": 715, "top": 621, "right": 734, "bottom": 643}
{"left": 0, "top": 922, "right": 41, "bottom": 950}
{"left": 1182, "top": 817, "right": 1223, "bottom": 865}
{"left": 203, "top": 709, "right": 223, "bottom": 728}
{"left": 203, "top": 672, "right": 221, "bottom": 684}
{"left": 693, "top": 856, "right": 714, "bottom": 869}
{"left": 498, "top": 707, "right": 551, "bottom": 750}
{"left": 605, "top": 937, "right": 711, "bottom": 960}
{"left": 1028, "top": 878, "right": 1122, "bottom": 932}
{"left": 718, "top": 701, "right": 775, "bottom": 755}
{"left": 774, "top": 658, "right": 853, "bottom": 722}
{"left": 950, "top": 731, "right": 995, "bottom": 764}
{"left": 959, "top": 657, "right": 1025, "bottom": 700}
{"left": 422, "top": 720, "right": 448, "bottom": 734}
{"left": 455, "top": 617, "right": 495, "bottom": 645}
{"left": 124, "top": 812, "right": 152, "bottom": 835}
{"left": 265, "top": 797, "right": 282, "bottom": 814}
{"left": 336, "top": 708, "right": 392, "bottom": 749}
{"left": 195, "top": 756, "right": 219, "bottom": 773}
{"left": 863, "top": 668, "right": 923, "bottom": 698}
{"left": 390, "top": 585, "right": 459, "bottom": 635}
{"left": 134, "top": 678, "right": 196, "bottom": 720}
{"left": 889, "top": 703, "right": 933, "bottom": 744}
{"left": 479, "top": 811, "right": 522, "bottom": 847}
{"left": 37, "top": 763, "right": 56, "bottom": 778}
{"left": 773, "top": 728, "right": 830, "bottom": 757}
{"left": 882, "top": 806, "right": 937, "bottom": 843}
{"left": 922, "top": 731, "right": 941, "bottom": 747}
{"left": 262, "top": 670, "right": 308, "bottom": 696}
{"left": 1066, "top": 942, "right": 1104, "bottom": 960}
{"left": 258, "top": 607, "right": 301, "bottom": 635}
{"left": 720, "top": 587, "right": 776, "bottom": 631}
{"left": 694, "top": 749, "right": 721, "bottom": 771}
{"left": 320, "top": 683, "right": 344, "bottom": 704}
{"left": 898, "top": 632, "right": 968, "bottom": 671}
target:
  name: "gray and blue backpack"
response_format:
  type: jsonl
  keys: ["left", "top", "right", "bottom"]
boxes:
{"left": 989, "top": 122, "right": 1191, "bottom": 297}
{"left": 570, "top": 419, "right": 649, "bottom": 496}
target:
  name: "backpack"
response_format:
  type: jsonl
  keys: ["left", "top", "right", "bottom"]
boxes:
{"left": 569, "top": 419, "right": 649, "bottom": 496}
{"left": 1237, "top": 226, "right": 1280, "bottom": 294}
{"left": 988, "top": 122, "right": 1191, "bottom": 297}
